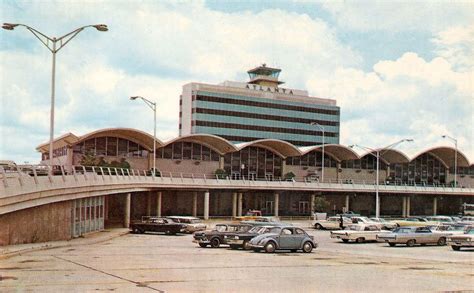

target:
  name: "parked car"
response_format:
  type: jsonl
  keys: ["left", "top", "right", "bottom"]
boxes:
{"left": 225, "top": 225, "right": 283, "bottom": 250}
{"left": 390, "top": 217, "right": 437, "bottom": 227}
{"left": 330, "top": 224, "right": 392, "bottom": 243}
{"left": 369, "top": 217, "right": 397, "bottom": 230}
{"left": 313, "top": 216, "right": 351, "bottom": 230}
{"left": 424, "top": 216, "right": 455, "bottom": 223}
{"left": 376, "top": 226, "right": 450, "bottom": 247}
{"left": 130, "top": 217, "right": 186, "bottom": 235}
{"left": 234, "top": 210, "right": 262, "bottom": 221}
{"left": 166, "top": 216, "right": 207, "bottom": 233}
{"left": 431, "top": 224, "right": 467, "bottom": 236}
{"left": 350, "top": 217, "right": 387, "bottom": 230}
{"left": 241, "top": 217, "right": 290, "bottom": 226}
{"left": 459, "top": 216, "right": 474, "bottom": 224}
{"left": 248, "top": 226, "right": 317, "bottom": 253}
{"left": 448, "top": 226, "right": 474, "bottom": 251}
{"left": 193, "top": 224, "right": 252, "bottom": 248}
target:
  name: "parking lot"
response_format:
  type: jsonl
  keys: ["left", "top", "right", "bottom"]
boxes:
{"left": 0, "top": 222, "right": 473, "bottom": 292}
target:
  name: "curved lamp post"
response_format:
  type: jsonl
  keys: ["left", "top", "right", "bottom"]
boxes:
{"left": 350, "top": 138, "right": 413, "bottom": 218}
{"left": 2, "top": 23, "right": 108, "bottom": 170}
{"left": 130, "top": 96, "right": 157, "bottom": 176}
{"left": 310, "top": 122, "right": 325, "bottom": 182}
{"left": 442, "top": 135, "right": 458, "bottom": 187}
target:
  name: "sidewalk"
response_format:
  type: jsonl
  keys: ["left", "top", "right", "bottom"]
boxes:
{"left": 0, "top": 228, "right": 129, "bottom": 260}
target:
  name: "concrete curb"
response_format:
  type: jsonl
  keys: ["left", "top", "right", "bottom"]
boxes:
{"left": 0, "top": 229, "right": 130, "bottom": 260}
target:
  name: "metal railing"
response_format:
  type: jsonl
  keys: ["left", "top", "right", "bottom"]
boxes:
{"left": 0, "top": 164, "right": 472, "bottom": 194}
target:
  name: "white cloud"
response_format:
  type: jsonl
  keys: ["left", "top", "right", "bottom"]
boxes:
{"left": 432, "top": 24, "right": 474, "bottom": 72}
{"left": 0, "top": 1, "right": 472, "bottom": 164}
{"left": 308, "top": 51, "right": 473, "bottom": 160}
{"left": 321, "top": 1, "right": 474, "bottom": 32}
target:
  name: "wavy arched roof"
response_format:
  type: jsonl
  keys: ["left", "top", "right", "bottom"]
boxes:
{"left": 36, "top": 133, "right": 80, "bottom": 152}
{"left": 235, "top": 139, "right": 302, "bottom": 158}
{"left": 162, "top": 134, "right": 238, "bottom": 155}
{"left": 411, "top": 146, "right": 470, "bottom": 168}
{"left": 359, "top": 149, "right": 411, "bottom": 165}
{"left": 299, "top": 145, "right": 360, "bottom": 162}
{"left": 77, "top": 128, "right": 163, "bottom": 151}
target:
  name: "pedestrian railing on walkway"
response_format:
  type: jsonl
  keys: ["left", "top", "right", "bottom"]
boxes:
{"left": 1, "top": 164, "right": 472, "bottom": 198}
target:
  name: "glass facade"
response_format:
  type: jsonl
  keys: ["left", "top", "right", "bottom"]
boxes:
{"left": 190, "top": 90, "right": 340, "bottom": 146}
{"left": 286, "top": 151, "right": 338, "bottom": 168}
{"left": 341, "top": 155, "right": 387, "bottom": 170}
{"left": 73, "top": 137, "right": 149, "bottom": 158}
{"left": 224, "top": 146, "right": 282, "bottom": 180}
{"left": 157, "top": 142, "right": 220, "bottom": 161}
{"left": 389, "top": 153, "right": 446, "bottom": 185}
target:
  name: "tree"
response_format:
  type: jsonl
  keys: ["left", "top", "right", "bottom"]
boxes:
{"left": 313, "top": 196, "right": 330, "bottom": 212}
{"left": 215, "top": 168, "right": 227, "bottom": 179}
{"left": 284, "top": 171, "right": 296, "bottom": 181}
{"left": 80, "top": 151, "right": 97, "bottom": 166}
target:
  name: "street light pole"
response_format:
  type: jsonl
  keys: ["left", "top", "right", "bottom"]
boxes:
{"left": 130, "top": 96, "right": 157, "bottom": 176}
{"left": 310, "top": 122, "right": 325, "bottom": 182}
{"left": 442, "top": 135, "right": 458, "bottom": 187}
{"left": 3, "top": 23, "right": 108, "bottom": 170}
{"left": 350, "top": 138, "right": 413, "bottom": 218}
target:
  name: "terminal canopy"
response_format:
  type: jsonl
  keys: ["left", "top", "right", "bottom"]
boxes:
{"left": 413, "top": 147, "right": 470, "bottom": 168}
{"left": 235, "top": 139, "right": 302, "bottom": 158}
{"left": 76, "top": 128, "right": 163, "bottom": 151}
{"left": 299, "top": 145, "right": 359, "bottom": 162}
{"left": 162, "top": 134, "right": 238, "bottom": 155}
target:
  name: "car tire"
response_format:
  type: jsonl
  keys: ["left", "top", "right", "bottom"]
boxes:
{"left": 389, "top": 243, "right": 396, "bottom": 247}
{"left": 302, "top": 242, "right": 313, "bottom": 253}
{"left": 406, "top": 239, "right": 416, "bottom": 247}
{"left": 437, "top": 237, "right": 446, "bottom": 246}
{"left": 210, "top": 237, "right": 221, "bottom": 248}
{"left": 264, "top": 242, "right": 276, "bottom": 253}
{"left": 198, "top": 243, "right": 207, "bottom": 248}
{"left": 451, "top": 245, "right": 461, "bottom": 251}
{"left": 315, "top": 224, "right": 323, "bottom": 230}
{"left": 243, "top": 240, "right": 251, "bottom": 250}
{"left": 230, "top": 244, "right": 239, "bottom": 250}
{"left": 356, "top": 237, "right": 365, "bottom": 243}
{"left": 342, "top": 239, "right": 349, "bottom": 243}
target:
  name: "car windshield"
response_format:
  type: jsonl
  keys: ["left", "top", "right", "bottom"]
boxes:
{"left": 190, "top": 219, "right": 201, "bottom": 224}
{"left": 345, "top": 225, "right": 361, "bottom": 231}
{"left": 215, "top": 225, "right": 227, "bottom": 232}
{"left": 466, "top": 229, "right": 474, "bottom": 234}
{"left": 393, "top": 227, "right": 413, "bottom": 233}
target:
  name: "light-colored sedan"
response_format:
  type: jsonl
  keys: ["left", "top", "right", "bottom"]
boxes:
{"left": 167, "top": 216, "right": 207, "bottom": 233}
{"left": 377, "top": 226, "right": 450, "bottom": 247}
{"left": 369, "top": 218, "right": 397, "bottom": 230}
{"left": 314, "top": 216, "right": 352, "bottom": 230}
{"left": 330, "top": 224, "right": 392, "bottom": 243}
{"left": 448, "top": 226, "right": 474, "bottom": 251}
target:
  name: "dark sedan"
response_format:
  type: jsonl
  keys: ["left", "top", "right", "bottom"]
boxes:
{"left": 193, "top": 224, "right": 252, "bottom": 248}
{"left": 130, "top": 217, "right": 186, "bottom": 235}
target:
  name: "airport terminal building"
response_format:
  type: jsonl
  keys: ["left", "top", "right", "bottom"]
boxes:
{"left": 35, "top": 65, "right": 472, "bottom": 222}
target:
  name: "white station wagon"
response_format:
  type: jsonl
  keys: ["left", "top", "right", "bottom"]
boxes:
{"left": 330, "top": 224, "right": 392, "bottom": 243}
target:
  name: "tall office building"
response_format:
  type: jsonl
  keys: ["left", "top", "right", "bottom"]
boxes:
{"left": 179, "top": 64, "right": 340, "bottom": 146}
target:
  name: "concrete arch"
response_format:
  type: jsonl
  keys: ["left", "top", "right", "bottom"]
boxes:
{"left": 162, "top": 134, "right": 238, "bottom": 155}
{"left": 411, "top": 146, "right": 470, "bottom": 168}
{"left": 299, "top": 144, "right": 360, "bottom": 162}
{"left": 36, "top": 133, "right": 80, "bottom": 152}
{"left": 359, "top": 149, "right": 410, "bottom": 165}
{"left": 235, "top": 139, "right": 302, "bottom": 158}
{"left": 76, "top": 128, "right": 164, "bottom": 151}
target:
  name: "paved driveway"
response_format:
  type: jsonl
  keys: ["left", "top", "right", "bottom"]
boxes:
{"left": 0, "top": 225, "right": 472, "bottom": 292}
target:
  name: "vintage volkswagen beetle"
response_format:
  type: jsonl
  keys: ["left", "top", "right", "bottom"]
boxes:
{"left": 248, "top": 226, "right": 317, "bottom": 253}
{"left": 225, "top": 225, "right": 284, "bottom": 250}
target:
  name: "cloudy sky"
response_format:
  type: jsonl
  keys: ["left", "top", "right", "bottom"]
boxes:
{"left": 1, "top": 0, "right": 473, "bottom": 164}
